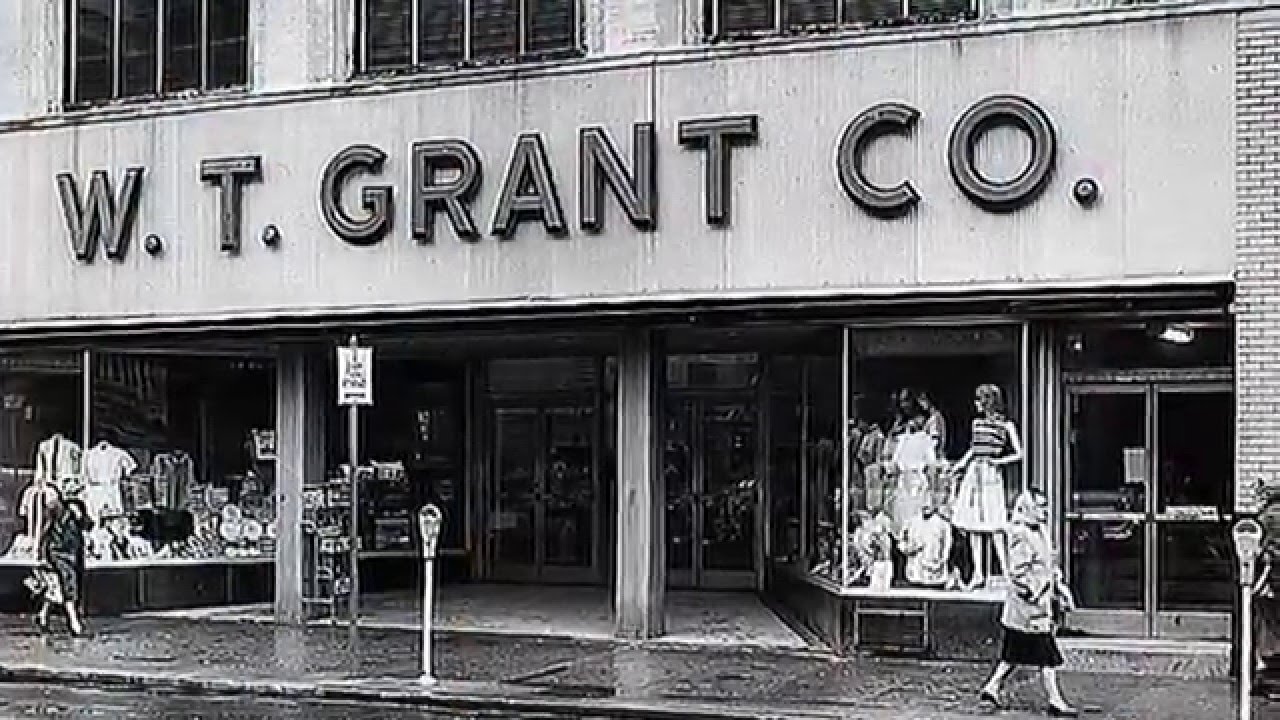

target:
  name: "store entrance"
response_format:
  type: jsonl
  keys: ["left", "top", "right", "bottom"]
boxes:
{"left": 491, "top": 403, "right": 602, "bottom": 584}
{"left": 665, "top": 394, "right": 761, "bottom": 590}
{"left": 1064, "top": 378, "right": 1234, "bottom": 639}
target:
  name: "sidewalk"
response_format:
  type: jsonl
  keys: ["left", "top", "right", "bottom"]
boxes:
{"left": 0, "top": 615, "right": 1264, "bottom": 719}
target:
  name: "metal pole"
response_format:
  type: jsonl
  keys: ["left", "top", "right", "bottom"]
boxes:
{"left": 1242, "top": 587, "right": 1253, "bottom": 720}
{"left": 348, "top": 336, "right": 361, "bottom": 630}
{"left": 421, "top": 554, "right": 435, "bottom": 685}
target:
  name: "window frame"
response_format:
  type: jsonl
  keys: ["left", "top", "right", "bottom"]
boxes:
{"left": 704, "top": 0, "right": 978, "bottom": 42}
{"left": 355, "top": 0, "right": 584, "bottom": 76}
{"left": 65, "top": 0, "right": 250, "bottom": 108}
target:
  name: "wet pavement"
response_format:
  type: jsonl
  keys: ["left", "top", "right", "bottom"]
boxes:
{"left": 0, "top": 615, "right": 1268, "bottom": 719}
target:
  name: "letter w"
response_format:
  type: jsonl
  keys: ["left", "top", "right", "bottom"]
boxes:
{"left": 56, "top": 168, "right": 144, "bottom": 262}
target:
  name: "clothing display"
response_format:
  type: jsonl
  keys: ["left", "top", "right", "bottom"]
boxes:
{"left": 34, "top": 434, "right": 82, "bottom": 497}
{"left": 890, "top": 429, "right": 937, "bottom": 538}
{"left": 151, "top": 451, "right": 195, "bottom": 511}
{"left": 953, "top": 417, "right": 1013, "bottom": 533}
{"left": 83, "top": 441, "right": 137, "bottom": 524}
{"left": 902, "top": 511, "right": 954, "bottom": 587}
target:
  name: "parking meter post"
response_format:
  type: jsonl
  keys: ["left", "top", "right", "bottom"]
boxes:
{"left": 1233, "top": 518, "right": 1264, "bottom": 720}
{"left": 418, "top": 505, "right": 443, "bottom": 686}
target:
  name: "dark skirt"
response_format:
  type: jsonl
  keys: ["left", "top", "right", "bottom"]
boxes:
{"left": 1001, "top": 628, "right": 1064, "bottom": 668}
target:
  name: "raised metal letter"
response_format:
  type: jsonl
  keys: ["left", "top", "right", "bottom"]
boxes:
{"left": 491, "top": 133, "right": 566, "bottom": 238}
{"left": 579, "top": 123, "right": 656, "bottom": 232}
{"left": 201, "top": 155, "right": 263, "bottom": 254}
{"left": 411, "top": 139, "right": 483, "bottom": 244}
{"left": 56, "top": 167, "right": 145, "bottom": 263}
{"left": 948, "top": 95, "right": 1056, "bottom": 213}
{"left": 836, "top": 103, "right": 921, "bottom": 217}
{"left": 320, "top": 145, "right": 393, "bottom": 246}
{"left": 677, "top": 115, "right": 758, "bottom": 226}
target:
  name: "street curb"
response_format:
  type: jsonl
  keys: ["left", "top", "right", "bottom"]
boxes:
{"left": 0, "top": 664, "right": 846, "bottom": 719}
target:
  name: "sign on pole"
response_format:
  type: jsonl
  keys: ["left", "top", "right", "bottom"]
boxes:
{"left": 337, "top": 344, "right": 374, "bottom": 406}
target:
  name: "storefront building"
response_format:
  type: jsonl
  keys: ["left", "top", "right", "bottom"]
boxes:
{"left": 0, "top": 0, "right": 1272, "bottom": 656}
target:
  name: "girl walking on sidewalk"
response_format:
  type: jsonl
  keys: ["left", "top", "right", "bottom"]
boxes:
{"left": 979, "top": 490, "right": 1079, "bottom": 717}
{"left": 31, "top": 496, "right": 92, "bottom": 636}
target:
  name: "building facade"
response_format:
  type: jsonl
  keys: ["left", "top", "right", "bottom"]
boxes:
{"left": 0, "top": 0, "right": 1271, "bottom": 655}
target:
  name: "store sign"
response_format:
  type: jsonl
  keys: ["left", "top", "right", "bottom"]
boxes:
{"left": 337, "top": 345, "right": 374, "bottom": 406}
{"left": 54, "top": 95, "right": 1061, "bottom": 263}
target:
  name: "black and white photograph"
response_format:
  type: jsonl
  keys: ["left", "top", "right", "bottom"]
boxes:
{"left": 0, "top": 0, "right": 1276, "bottom": 717}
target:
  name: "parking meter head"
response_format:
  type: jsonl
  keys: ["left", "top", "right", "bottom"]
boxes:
{"left": 418, "top": 504, "right": 444, "bottom": 560}
{"left": 1234, "top": 518, "right": 1264, "bottom": 585}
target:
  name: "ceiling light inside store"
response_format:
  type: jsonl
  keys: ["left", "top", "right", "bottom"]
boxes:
{"left": 1157, "top": 323, "right": 1195, "bottom": 345}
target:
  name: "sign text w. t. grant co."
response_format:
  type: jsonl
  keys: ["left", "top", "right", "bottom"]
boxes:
{"left": 55, "top": 95, "right": 1067, "bottom": 263}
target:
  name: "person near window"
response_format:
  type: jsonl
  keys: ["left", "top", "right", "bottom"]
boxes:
{"left": 1254, "top": 479, "right": 1280, "bottom": 697}
{"left": 979, "top": 491, "right": 1079, "bottom": 717}
{"left": 30, "top": 495, "right": 93, "bottom": 637}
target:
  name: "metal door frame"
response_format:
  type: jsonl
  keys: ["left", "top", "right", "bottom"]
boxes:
{"left": 665, "top": 390, "right": 765, "bottom": 591}
{"left": 1063, "top": 370, "right": 1233, "bottom": 639}
{"left": 488, "top": 396, "right": 603, "bottom": 585}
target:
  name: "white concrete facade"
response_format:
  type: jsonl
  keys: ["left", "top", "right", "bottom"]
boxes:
{"left": 0, "top": 1, "right": 1249, "bottom": 330}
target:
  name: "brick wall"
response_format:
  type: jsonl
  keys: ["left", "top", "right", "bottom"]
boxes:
{"left": 1236, "top": 9, "right": 1280, "bottom": 513}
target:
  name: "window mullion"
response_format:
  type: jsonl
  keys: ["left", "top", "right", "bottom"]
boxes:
{"left": 68, "top": 0, "right": 79, "bottom": 103}
{"left": 463, "top": 0, "right": 473, "bottom": 61}
{"left": 411, "top": 0, "right": 421, "bottom": 66}
{"left": 112, "top": 0, "right": 122, "bottom": 99}
{"left": 711, "top": 0, "right": 720, "bottom": 38}
{"left": 774, "top": 0, "right": 783, "bottom": 34}
{"left": 836, "top": 0, "right": 843, "bottom": 24}
{"left": 156, "top": 0, "right": 166, "bottom": 95}
{"left": 200, "top": 0, "right": 209, "bottom": 90}
{"left": 519, "top": 0, "right": 527, "bottom": 56}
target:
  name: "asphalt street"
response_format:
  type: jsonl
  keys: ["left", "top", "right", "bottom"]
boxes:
{"left": 0, "top": 683, "right": 460, "bottom": 720}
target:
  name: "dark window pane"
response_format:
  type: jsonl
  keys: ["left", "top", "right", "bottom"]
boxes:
{"left": 471, "top": 0, "right": 519, "bottom": 60}
{"left": 909, "top": 0, "right": 972, "bottom": 18}
{"left": 164, "top": 0, "right": 201, "bottom": 92}
{"left": 207, "top": 0, "right": 249, "bottom": 88}
{"left": 419, "top": 0, "right": 464, "bottom": 66}
{"left": 366, "top": 0, "right": 412, "bottom": 69}
{"left": 718, "top": 0, "right": 775, "bottom": 35}
{"left": 525, "top": 0, "right": 575, "bottom": 55}
{"left": 784, "top": 0, "right": 836, "bottom": 28}
{"left": 74, "top": 0, "right": 115, "bottom": 103}
{"left": 120, "top": 0, "right": 158, "bottom": 98}
{"left": 842, "top": 0, "right": 901, "bottom": 24}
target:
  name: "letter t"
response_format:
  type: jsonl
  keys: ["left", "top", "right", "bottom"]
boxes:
{"left": 201, "top": 155, "right": 264, "bottom": 254}
{"left": 677, "top": 116, "right": 759, "bottom": 226}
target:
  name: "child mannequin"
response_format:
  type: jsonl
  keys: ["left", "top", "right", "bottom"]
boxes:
{"left": 949, "top": 384, "right": 1023, "bottom": 590}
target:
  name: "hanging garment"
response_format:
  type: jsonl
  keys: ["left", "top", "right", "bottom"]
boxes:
{"left": 83, "top": 441, "right": 138, "bottom": 524}
{"left": 902, "top": 512, "right": 954, "bottom": 587}
{"left": 34, "top": 434, "right": 82, "bottom": 497}
{"left": 891, "top": 430, "right": 938, "bottom": 538}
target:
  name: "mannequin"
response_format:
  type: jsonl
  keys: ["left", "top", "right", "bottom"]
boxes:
{"left": 919, "top": 391, "right": 948, "bottom": 456}
{"left": 949, "top": 384, "right": 1023, "bottom": 590}
{"left": 890, "top": 414, "right": 937, "bottom": 540}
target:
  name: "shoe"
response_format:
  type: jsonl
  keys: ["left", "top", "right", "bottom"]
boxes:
{"left": 1048, "top": 704, "right": 1079, "bottom": 717}
{"left": 979, "top": 689, "right": 1004, "bottom": 709}
{"left": 32, "top": 615, "right": 48, "bottom": 634}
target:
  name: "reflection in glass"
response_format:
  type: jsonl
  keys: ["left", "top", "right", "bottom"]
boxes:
{"left": 664, "top": 399, "right": 694, "bottom": 573}
{"left": 543, "top": 408, "right": 595, "bottom": 569}
{"left": 1069, "top": 392, "right": 1146, "bottom": 513}
{"left": 494, "top": 409, "right": 537, "bottom": 567}
{"left": 0, "top": 353, "right": 84, "bottom": 562}
{"left": 1157, "top": 391, "right": 1232, "bottom": 514}
{"left": 767, "top": 357, "right": 803, "bottom": 564}
{"left": 1068, "top": 519, "right": 1144, "bottom": 610}
{"left": 1158, "top": 523, "right": 1233, "bottom": 612}
{"left": 702, "top": 402, "right": 756, "bottom": 573}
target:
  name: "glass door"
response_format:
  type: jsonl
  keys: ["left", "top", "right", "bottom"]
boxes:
{"left": 1154, "top": 386, "right": 1234, "bottom": 639}
{"left": 664, "top": 396, "right": 760, "bottom": 590}
{"left": 1065, "top": 387, "right": 1149, "bottom": 637}
{"left": 492, "top": 404, "right": 601, "bottom": 584}
{"left": 1064, "top": 382, "right": 1234, "bottom": 639}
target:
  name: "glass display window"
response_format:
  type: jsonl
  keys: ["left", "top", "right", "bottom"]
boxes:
{"left": 821, "top": 324, "right": 1025, "bottom": 596}
{"left": 0, "top": 352, "right": 84, "bottom": 565}
{"left": 85, "top": 353, "right": 276, "bottom": 566}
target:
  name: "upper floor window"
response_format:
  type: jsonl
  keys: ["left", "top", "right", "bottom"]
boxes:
{"left": 67, "top": 0, "right": 249, "bottom": 106}
{"left": 707, "top": 0, "right": 975, "bottom": 39}
{"left": 357, "top": 0, "right": 579, "bottom": 74}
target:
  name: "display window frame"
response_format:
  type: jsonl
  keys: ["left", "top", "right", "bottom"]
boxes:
{"left": 0, "top": 346, "right": 278, "bottom": 572}
{"left": 803, "top": 318, "right": 1031, "bottom": 601}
